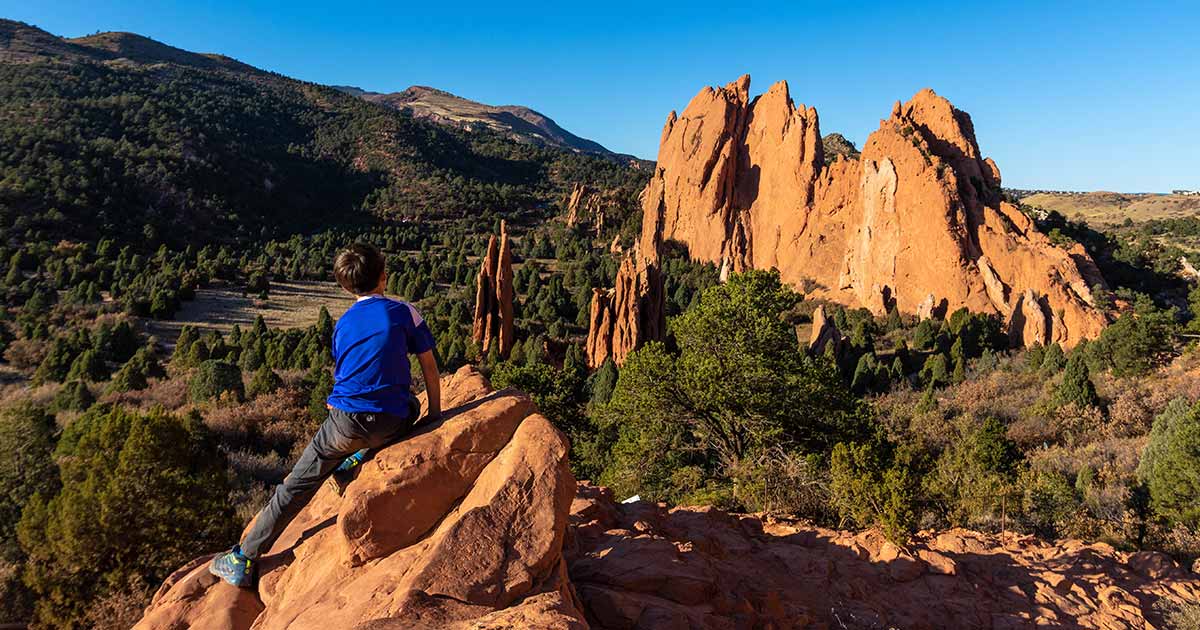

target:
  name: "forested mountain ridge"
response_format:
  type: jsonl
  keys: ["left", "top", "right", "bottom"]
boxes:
{"left": 0, "top": 19, "right": 646, "bottom": 245}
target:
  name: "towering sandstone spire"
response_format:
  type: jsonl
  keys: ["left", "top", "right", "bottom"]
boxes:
{"left": 472, "top": 221, "right": 514, "bottom": 358}
{"left": 584, "top": 222, "right": 665, "bottom": 368}
{"left": 635, "top": 75, "right": 1108, "bottom": 347}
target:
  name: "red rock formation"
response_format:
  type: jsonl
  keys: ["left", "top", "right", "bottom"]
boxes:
{"left": 471, "top": 222, "right": 514, "bottom": 358}
{"left": 135, "top": 367, "right": 584, "bottom": 630}
{"left": 640, "top": 75, "right": 1109, "bottom": 347}
{"left": 565, "top": 183, "right": 609, "bottom": 236}
{"left": 808, "top": 304, "right": 847, "bottom": 358}
{"left": 584, "top": 245, "right": 664, "bottom": 369}
{"left": 567, "top": 483, "right": 1200, "bottom": 629}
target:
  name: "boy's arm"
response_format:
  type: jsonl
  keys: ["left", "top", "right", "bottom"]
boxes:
{"left": 417, "top": 349, "right": 441, "bottom": 421}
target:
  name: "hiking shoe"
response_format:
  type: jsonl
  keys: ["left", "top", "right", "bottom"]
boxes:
{"left": 209, "top": 546, "right": 254, "bottom": 588}
{"left": 327, "top": 449, "right": 367, "bottom": 496}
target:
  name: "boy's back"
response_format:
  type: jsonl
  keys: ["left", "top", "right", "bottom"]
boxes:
{"left": 329, "top": 296, "right": 434, "bottom": 414}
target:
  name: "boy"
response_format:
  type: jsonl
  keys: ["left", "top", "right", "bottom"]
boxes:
{"left": 210, "top": 242, "right": 442, "bottom": 587}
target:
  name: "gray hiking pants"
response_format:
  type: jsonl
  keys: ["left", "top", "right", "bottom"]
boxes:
{"left": 240, "top": 403, "right": 416, "bottom": 559}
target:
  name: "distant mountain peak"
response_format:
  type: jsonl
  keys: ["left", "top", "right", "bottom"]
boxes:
{"left": 337, "top": 83, "right": 638, "bottom": 162}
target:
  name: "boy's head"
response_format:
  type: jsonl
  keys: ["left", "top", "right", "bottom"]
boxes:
{"left": 334, "top": 243, "right": 386, "bottom": 295}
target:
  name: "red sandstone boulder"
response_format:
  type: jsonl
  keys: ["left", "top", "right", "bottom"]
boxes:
{"left": 134, "top": 367, "right": 582, "bottom": 630}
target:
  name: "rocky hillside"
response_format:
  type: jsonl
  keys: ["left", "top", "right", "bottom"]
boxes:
{"left": 340, "top": 85, "right": 643, "bottom": 165}
{"left": 635, "top": 75, "right": 1108, "bottom": 348}
{"left": 135, "top": 367, "right": 1199, "bottom": 629}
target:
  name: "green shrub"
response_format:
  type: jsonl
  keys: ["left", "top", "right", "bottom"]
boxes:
{"left": 1018, "top": 467, "right": 1078, "bottom": 538}
{"left": 0, "top": 404, "right": 58, "bottom": 561}
{"left": 65, "top": 349, "right": 106, "bottom": 383}
{"left": 32, "top": 338, "right": 75, "bottom": 385}
{"left": 1089, "top": 296, "right": 1175, "bottom": 376}
{"left": 0, "top": 403, "right": 57, "bottom": 623}
{"left": 106, "top": 348, "right": 158, "bottom": 394}
{"left": 1055, "top": 350, "right": 1100, "bottom": 409}
{"left": 247, "top": 366, "right": 283, "bottom": 399}
{"left": 1138, "top": 399, "right": 1200, "bottom": 528}
{"left": 188, "top": 360, "right": 244, "bottom": 403}
{"left": 1039, "top": 343, "right": 1066, "bottom": 374}
{"left": 927, "top": 418, "right": 1021, "bottom": 527}
{"left": 588, "top": 355, "right": 619, "bottom": 405}
{"left": 17, "top": 406, "right": 237, "bottom": 628}
{"left": 54, "top": 381, "right": 95, "bottom": 412}
{"left": 830, "top": 437, "right": 924, "bottom": 544}
{"left": 306, "top": 367, "right": 334, "bottom": 422}
{"left": 920, "top": 352, "right": 950, "bottom": 387}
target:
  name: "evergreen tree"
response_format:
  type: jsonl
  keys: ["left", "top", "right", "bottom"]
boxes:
{"left": 1055, "top": 351, "right": 1099, "bottom": 409}
{"left": 65, "top": 349, "right": 106, "bottom": 383}
{"left": 1137, "top": 399, "right": 1200, "bottom": 528}
{"left": 0, "top": 404, "right": 57, "bottom": 622}
{"left": 53, "top": 381, "right": 95, "bottom": 412}
{"left": 247, "top": 365, "right": 283, "bottom": 399}
{"left": 188, "top": 360, "right": 244, "bottom": 403}
{"left": 172, "top": 326, "right": 199, "bottom": 366}
{"left": 307, "top": 368, "right": 334, "bottom": 423}
{"left": 18, "top": 407, "right": 237, "bottom": 628}
{"left": 1039, "top": 343, "right": 1066, "bottom": 374}
{"left": 32, "top": 339, "right": 75, "bottom": 385}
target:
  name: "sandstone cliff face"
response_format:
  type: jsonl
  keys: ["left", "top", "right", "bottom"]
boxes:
{"left": 135, "top": 367, "right": 584, "bottom": 630}
{"left": 640, "top": 76, "right": 1109, "bottom": 347}
{"left": 568, "top": 483, "right": 1200, "bottom": 629}
{"left": 471, "top": 222, "right": 514, "bottom": 358}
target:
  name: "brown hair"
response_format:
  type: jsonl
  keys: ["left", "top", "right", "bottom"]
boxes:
{"left": 333, "top": 243, "right": 385, "bottom": 295}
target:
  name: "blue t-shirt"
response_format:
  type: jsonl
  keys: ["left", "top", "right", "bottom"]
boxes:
{"left": 327, "top": 296, "right": 435, "bottom": 415}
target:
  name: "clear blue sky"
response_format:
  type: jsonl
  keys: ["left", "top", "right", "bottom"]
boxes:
{"left": 3, "top": 0, "right": 1197, "bottom": 192}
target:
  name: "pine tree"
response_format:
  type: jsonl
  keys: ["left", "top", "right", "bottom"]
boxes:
{"left": 32, "top": 339, "right": 74, "bottom": 385}
{"left": 18, "top": 407, "right": 237, "bottom": 627}
{"left": 1055, "top": 351, "right": 1099, "bottom": 409}
{"left": 107, "top": 356, "right": 149, "bottom": 393}
{"left": 53, "top": 380, "right": 95, "bottom": 412}
{"left": 851, "top": 354, "right": 876, "bottom": 394}
{"left": 307, "top": 368, "right": 334, "bottom": 422}
{"left": 247, "top": 365, "right": 283, "bottom": 399}
{"left": 1040, "top": 343, "right": 1066, "bottom": 374}
{"left": 316, "top": 306, "right": 334, "bottom": 345}
{"left": 188, "top": 360, "right": 244, "bottom": 402}
{"left": 1137, "top": 399, "right": 1200, "bottom": 528}
{"left": 172, "top": 326, "right": 199, "bottom": 366}
{"left": 65, "top": 349, "right": 105, "bottom": 382}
